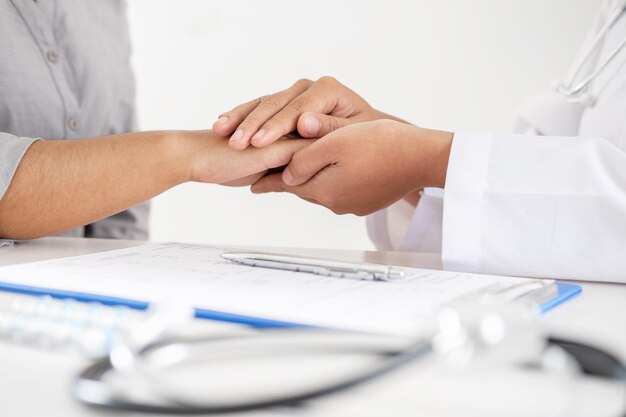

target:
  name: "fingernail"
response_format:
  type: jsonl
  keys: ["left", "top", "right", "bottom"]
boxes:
{"left": 216, "top": 115, "right": 229, "bottom": 125}
{"left": 252, "top": 129, "right": 265, "bottom": 142}
{"left": 230, "top": 129, "right": 244, "bottom": 142}
{"left": 283, "top": 167, "right": 294, "bottom": 185}
{"left": 301, "top": 115, "right": 320, "bottom": 135}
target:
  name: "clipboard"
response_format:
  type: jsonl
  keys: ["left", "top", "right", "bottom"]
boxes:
{"left": 0, "top": 265, "right": 582, "bottom": 330}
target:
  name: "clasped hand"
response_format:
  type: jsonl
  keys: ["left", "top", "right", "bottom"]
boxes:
{"left": 213, "top": 77, "right": 453, "bottom": 216}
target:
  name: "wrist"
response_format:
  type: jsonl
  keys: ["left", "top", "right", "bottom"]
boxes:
{"left": 161, "top": 130, "right": 206, "bottom": 185}
{"left": 410, "top": 126, "right": 453, "bottom": 189}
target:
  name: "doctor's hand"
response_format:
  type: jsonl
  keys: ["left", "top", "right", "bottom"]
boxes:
{"left": 212, "top": 76, "right": 406, "bottom": 150}
{"left": 250, "top": 120, "right": 453, "bottom": 216}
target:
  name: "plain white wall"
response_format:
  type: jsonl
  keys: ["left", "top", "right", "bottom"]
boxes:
{"left": 126, "top": 0, "right": 599, "bottom": 250}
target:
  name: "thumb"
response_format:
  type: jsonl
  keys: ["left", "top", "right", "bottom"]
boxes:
{"left": 297, "top": 112, "right": 351, "bottom": 138}
{"left": 282, "top": 139, "right": 336, "bottom": 186}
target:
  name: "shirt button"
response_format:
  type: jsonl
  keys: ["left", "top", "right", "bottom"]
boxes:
{"left": 46, "top": 50, "right": 59, "bottom": 63}
{"left": 68, "top": 118, "right": 79, "bottom": 131}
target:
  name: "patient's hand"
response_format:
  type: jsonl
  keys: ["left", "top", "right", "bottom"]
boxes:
{"left": 0, "top": 128, "right": 312, "bottom": 240}
{"left": 212, "top": 76, "right": 404, "bottom": 149}
{"left": 180, "top": 131, "right": 313, "bottom": 185}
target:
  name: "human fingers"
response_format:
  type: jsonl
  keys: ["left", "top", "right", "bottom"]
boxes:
{"left": 252, "top": 138, "right": 314, "bottom": 172}
{"left": 212, "top": 98, "right": 260, "bottom": 137}
{"left": 251, "top": 75, "right": 368, "bottom": 146}
{"left": 226, "top": 79, "right": 312, "bottom": 150}
{"left": 249, "top": 77, "right": 345, "bottom": 147}
{"left": 296, "top": 112, "right": 357, "bottom": 138}
{"left": 250, "top": 173, "right": 287, "bottom": 193}
{"left": 220, "top": 171, "right": 267, "bottom": 187}
{"left": 280, "top": 137, "right": 341, "bottom": 186}
{"left": 250, "top": 174, "right": 322, "bottom": 210}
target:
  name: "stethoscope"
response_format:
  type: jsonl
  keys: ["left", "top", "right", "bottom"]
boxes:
{"left": 74, "top": 330, "right": 432, "bottom": 414}
{"left": 556, "top": 0, "right": 626, "bottom": 106}
{"left": 72, "top": 298, "right": 626, "bottom": 415}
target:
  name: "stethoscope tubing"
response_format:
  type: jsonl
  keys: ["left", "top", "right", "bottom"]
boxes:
{"left": 558, "top": 2, "right": 626, "bottom": 101}
{"left": 73, "top": 335, "right": 433, "bottom": 414}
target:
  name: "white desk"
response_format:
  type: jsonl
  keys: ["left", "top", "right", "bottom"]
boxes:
{"left": 1, "top": 237, "right": 625, "bottom": 417}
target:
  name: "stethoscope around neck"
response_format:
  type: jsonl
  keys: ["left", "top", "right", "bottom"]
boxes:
{"left": 555, "top": 0, "right": 626, "bottom": 106}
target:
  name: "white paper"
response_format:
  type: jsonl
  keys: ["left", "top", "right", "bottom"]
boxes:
{"left": 0, "top": 243, "right": 547, "bottom": 336}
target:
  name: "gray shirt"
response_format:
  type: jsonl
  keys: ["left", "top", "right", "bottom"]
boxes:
{"left": 0, "top": 0, "right": 148, "bottom": 240}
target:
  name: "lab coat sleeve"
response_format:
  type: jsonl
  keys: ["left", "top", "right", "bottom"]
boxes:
{"left": 442, "top": 132, "right": 626, "bottom": 283}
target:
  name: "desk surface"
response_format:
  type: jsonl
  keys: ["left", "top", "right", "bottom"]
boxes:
{"left": 1, "top": 237, "right": 625, "bottom": 417}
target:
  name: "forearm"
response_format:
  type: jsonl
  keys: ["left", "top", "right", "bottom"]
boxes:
{"left": 370, "top": 112, "right": 425, "bottom": 206}
{"left": 0, "top": 130, "right": 188, "bottom": 239}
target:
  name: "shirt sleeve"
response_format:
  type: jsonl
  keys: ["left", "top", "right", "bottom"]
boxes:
{"left": 0, "top": 132, "right": 40, "bottom": 245}
{"left": 442, "top": 132, "right": 626, "bottom": 283}
{"left": 366, "top": 188, "right": 444, "bottom": 253}
{"left": 0, "top": 132, "right": 40, "bottom": 201}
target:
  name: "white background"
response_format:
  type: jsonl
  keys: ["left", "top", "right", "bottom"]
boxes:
{"left": 126, "top": 0, "right": 599, "bottom": 250}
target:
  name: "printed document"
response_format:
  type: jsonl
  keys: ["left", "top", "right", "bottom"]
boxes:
{"left": 0, "top": 243, "right": 547, "bottom": 336}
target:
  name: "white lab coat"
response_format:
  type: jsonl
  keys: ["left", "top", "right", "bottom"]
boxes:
{"left": 367, "top": 0, "right": 626, "bottom": 283}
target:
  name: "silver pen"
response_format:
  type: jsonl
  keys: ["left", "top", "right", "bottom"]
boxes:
{"left": 221, "top": 252, "right": 405, "bottom": 282}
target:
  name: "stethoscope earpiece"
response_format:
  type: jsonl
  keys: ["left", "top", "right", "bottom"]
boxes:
{"left": 553, "top": 81, "right": 596, "bottom": 107}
